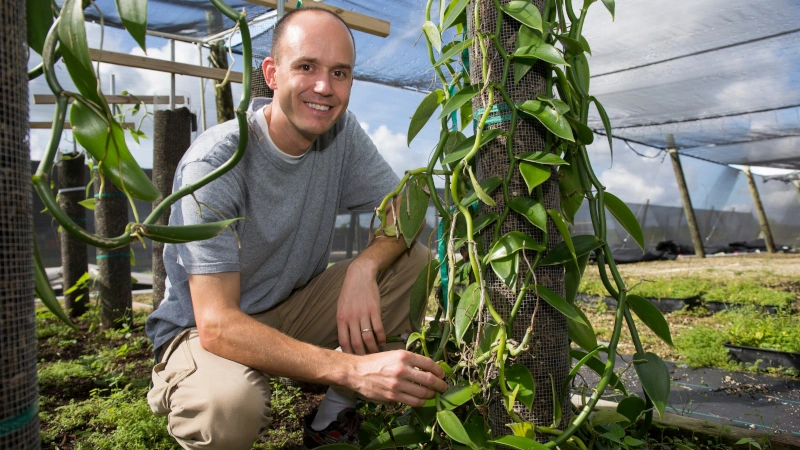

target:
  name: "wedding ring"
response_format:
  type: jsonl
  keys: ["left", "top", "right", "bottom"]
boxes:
{"left": 361, "top": 328, "right": 373, "bottom": 333}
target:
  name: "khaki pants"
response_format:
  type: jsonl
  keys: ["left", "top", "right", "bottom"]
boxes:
{"left": 147, "top": 243, "right": 429, "bottom": 450}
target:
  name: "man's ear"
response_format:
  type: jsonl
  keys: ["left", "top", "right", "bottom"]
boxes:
{"left": 262, "top": 57, "right": 278, "bottom": 90}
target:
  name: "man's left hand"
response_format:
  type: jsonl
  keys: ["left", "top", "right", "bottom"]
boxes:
{"left": 336, "top": 260, "right": 385, "bottom": 355}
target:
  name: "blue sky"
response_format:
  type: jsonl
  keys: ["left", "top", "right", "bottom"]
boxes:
{"left": 27, "top": 22, "right": 800, "bottom": 236}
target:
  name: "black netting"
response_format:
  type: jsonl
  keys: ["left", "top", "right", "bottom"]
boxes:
{"left": 0, "top": 0, "right": 39, "bottom": 447}
{"left": 251, "top": 67, "right": 274, "bottom": 99}
{"left": 468, "top": 0, "right": 571, "bottom": 438}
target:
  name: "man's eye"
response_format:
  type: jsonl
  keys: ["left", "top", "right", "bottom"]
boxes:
{"left": 301, "top": 64, "right": 311, "bottom": 71}
{"left": 334, "top": 70, "right": 346, "bottom": 78}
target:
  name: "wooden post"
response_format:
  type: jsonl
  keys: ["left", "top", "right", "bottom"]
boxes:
{"left": 209, "top": 41, "right": 235, "bottom": 124}
{"left": 57, "top": 151, "right": 89, "bottom": 317}
{"left": 792, "top": 174, "right": 800, "bottom": 207}
{"left": 640, "top": 198, "right": 650, "bottom": 246}
{"left": 743, "top": 166, "right": 777, "bottom": 253}
{"left": 345, "top": 212, "right": 357, "bottom": 259}
{"left": 667, "top": 146, "right": 705, "bottom": 258}
{"left": 152, "top": 108, "right": 193, "bottom": 309}
{"left": 94, "top": 171, "right": 132, "bottom": 328}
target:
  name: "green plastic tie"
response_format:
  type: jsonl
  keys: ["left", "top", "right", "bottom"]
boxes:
{"left": 93, "top": 192, "right": 128, "bottom": 198}
{"left": 0, "top": 403, "right": 39, "bottom": 438}
{"left": 96, "top": 253, "right": 131, "bottom": 259}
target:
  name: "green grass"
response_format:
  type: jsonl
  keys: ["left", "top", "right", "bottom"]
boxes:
{"left": 675, "top": 307, "right": 800, "bottom": 373}
{"left": 580, "top": 275, "right": 796, "bottom": 307}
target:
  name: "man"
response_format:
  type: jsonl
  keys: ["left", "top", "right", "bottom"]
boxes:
{"left": 145, "top": 7, "right": 447, "bottom": 450}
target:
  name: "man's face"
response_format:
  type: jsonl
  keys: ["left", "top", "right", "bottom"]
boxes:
{"left": 263, "top": 12, "right": 355, "bottom": 145}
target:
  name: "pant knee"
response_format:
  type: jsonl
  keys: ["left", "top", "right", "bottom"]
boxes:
{"left": 168, "top": 374, "right": 271, "bottom": 450}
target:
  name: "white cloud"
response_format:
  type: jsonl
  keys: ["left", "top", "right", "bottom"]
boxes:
{"left": 599, "top": 166, "right": 666, "bottom": 205}
{"left": 362, "top": 122, "right": 434, "bottom": 179}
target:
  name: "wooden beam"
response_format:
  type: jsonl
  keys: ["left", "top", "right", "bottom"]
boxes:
{"left": 88, "top": 49, "right": 243, "bottom": 83}
{"left": 30, "top": 121, "right": 134, "bottom": 129}
{"left": 743, "top": 166, "right": 777, "bottom": 253}
{"left": 668, "top": 145, "right": 706, "bottom": 258}
{"left": 34, "top": 94, "right": 186, "bottom": 105}
{"left": 243, "top": 0, "right": 390, "bottom": 37}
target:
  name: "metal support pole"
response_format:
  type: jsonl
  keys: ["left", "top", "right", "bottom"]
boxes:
{"left": 743, "top": 166, "right": 777, "bottom": 253}
{"left": 170, "top": 40, "right": 176, "bottom": 110}
{"left": 277, "top": 0, "right": 284, "bottom": 18}
{"left": 57, "top": 151, "right": 89, "bottom": 317}
{"left": 667, "top": 146, "right": 705, "bottom": 258}
{"left": 198, "top": 43, "right": 207, "bottom": 132}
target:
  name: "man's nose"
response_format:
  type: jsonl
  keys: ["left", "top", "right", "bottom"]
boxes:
{"left": 313, "top": 74, "right": 333, "bottom": 96}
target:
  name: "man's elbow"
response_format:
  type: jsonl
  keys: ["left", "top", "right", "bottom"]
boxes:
{"left": 195, "top": 309, "right": 227, "bottom": 354}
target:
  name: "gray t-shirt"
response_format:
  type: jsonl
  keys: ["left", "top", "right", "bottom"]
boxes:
{"left": 145, "top": 98, "right": 400, "bottom": 352}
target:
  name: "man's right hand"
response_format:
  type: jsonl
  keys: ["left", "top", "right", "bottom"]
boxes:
{"left": 346, "top": 350, "right": 448, "bottom": 407}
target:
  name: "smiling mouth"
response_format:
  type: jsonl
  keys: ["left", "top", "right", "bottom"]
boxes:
{"left": 305, "top": 102, "right": 331, "bottom": 112}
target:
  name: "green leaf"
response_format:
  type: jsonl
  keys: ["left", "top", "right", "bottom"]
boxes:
{"left": 501, "top": 1, "right": 543, "bottom": 32}
{"left": 633, "top": 352, "right": 670, "bottom": 419}
{"left": 442, "top": 130, "right": 467, "bottom": 161}
{"left": 564, "top": 252, "right": 589, "bottom": 305}
{"left": 513, "top": 26, "right": 540, "bottom": 84}
{"left": 535, "top": 285, "right": 587, "bottom": 326}
{"left": 442, "top": 0, "right": 469, "bottom": 31}
{"left": 437, "top": 410, "right": 475, "bottom": 448}
{"left": 491, "top": 253, "right": 519, "bottom": 289}
{"left": 567, "top": 305, "right": 597, "bottom": 351}
{"left": 441, "top": 382, "right": 481, "bottom": 410}
{"left": 547, "top": 209, "right": 576, "bottom": 266}
{"left": 461, "top": 176, "right": 502, "bottom": 207}
{"left": 410, "top": 259, "right": 439, "bottom": 330}
{"left": 506, "top": 422, "right": 535, "bottom": 438}
{"left": 442, "top": 129, "right": 504, "bottom": 165}
{"left": 27, "top": 0, "right": 53, "bottom": 55}
{"left": 363, "top": 425, "right": 430, "bottom": 450}
{"left": 59, "top": 0, "right": 104, "bottom": 106}
{"left": 518, "top": 100, "right": 574, "bottom": 142}
{"left": 78, "top": 198, "right": 96, "bottom": 211}
{"left": 439, "top": 84, "right": 480, "bottom": 120}
{"left": 463, "top": 413, "right": 491, "bottom": 450}
{"left": 454, "top": 282, "right": 480, "bottom": 343}
{"left": 459, "top": 96, "right": 473, "bottom": 131}
{"left": 590, "top": 96, "right": 613, "bottom": 159}
{"left": 519, "top": 162, "right": 551, "bottom": 194}
{"left": 617, "top": 396, "right": 647, "bottom": 424}
{"left": 135, "top": 219, "right": 242, "bottom": 244}
{"left": 506, "top": 364, "right": 535, "bottom": 410}
{"left": 422, "top": 20, "right": 442, "bottom": 53}
{"left": 508, "top": 197, "right": 547, "bottom": 232}
{"left": 568, "top": 53, "right": 591, "bottom": 95}
{"left": 625, "top": 436, "right": 644, "bottom": 447}
{"left": 485, "top": 231, "right": 544, "bottom": 263}
{"left": 570, "top": 350, "right": 628, "bottom": 395}
{"left": 550, "top": 373, "right": 562, "bottom": 427}
{"left": 115, "top": 0, "right": 148, "bottom": 52}
{"left": 541, "top": 235, "right": 603, "bottom": 266}
{"left": 491, "top": 435, "right": 547, "bottom": 450}
{"left": 536, "top": 95, "right": 571, "bottom": 116}
{"left": 558, "top": 151, "right": 583, "bottom": 224}
{"left": 565, "top": 116, "right": 594, "bottom": 145}
{"left": 604, "top": 192, "right": 645, "bottom": 252}
{"left": 517, "top": 151, "right": 568, "bottom": 165}
{"left": 34, "top": 236, "right": 77, "bottom": 330}
{"left": 591, "top": 410, "right": 631, "bottom": 427}
{"left": 601, "top": 0, "right": 615, "bottom": 20}
{"left": 434, "top": 38, "right": 473, "bottom": 67}
{"left": 555, "top": 34, "right": 586, "bottom": 57}
{"left": 514, "top": 43, "right": 568, "bottom": 66}
{"left": 398, "top": 176, "right": 430, "bottom": 247}
{"left": 579, "top": 35, "right": 592, "bottom": 55}
{"left": 408, "top": 89, "right": 445, "bottom": 145}
{"left": 70, "top": 102, "right": 161, "bottom": 202}
{"left": 468, "top": 166, "right": 495, "bottom": 206}
{"left": 317, "top": 445, "right": 361, "bottom": 450}
{"left": 628, "top": 295, "right": 674, "bottom": 346}
{"left": 413, "top": 405, "right": 437, "bottom": 427}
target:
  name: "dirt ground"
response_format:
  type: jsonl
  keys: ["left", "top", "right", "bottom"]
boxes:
{"left": 605, "top": 253, "right": 800, "bottom": 279}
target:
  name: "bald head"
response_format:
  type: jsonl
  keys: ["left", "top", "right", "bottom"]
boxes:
{"left": 271, "top": 7, "right": 356, "bottom": 64}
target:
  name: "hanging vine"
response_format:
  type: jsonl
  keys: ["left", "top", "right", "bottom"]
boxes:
{"left": 369, "top": 0, "right": 673, "bottom": 447}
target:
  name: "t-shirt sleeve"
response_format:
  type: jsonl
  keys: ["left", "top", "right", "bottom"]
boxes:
{"left": 172, "top": 159, "right": 246, "bottom": 274}
{"left": 338, "top": 113, "right": 401, "bottom": 212}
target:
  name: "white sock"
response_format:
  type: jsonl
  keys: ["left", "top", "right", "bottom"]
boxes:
{"left": 311, "top": 387, "right": 357, "bottom": 431}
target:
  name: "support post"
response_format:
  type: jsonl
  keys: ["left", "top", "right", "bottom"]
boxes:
{"left": 170, "top": 40, "right": 176, "bottom": 110}
{"left": 57, "top": 151, "right": 89, "bottom": 317}
{"left": 346, "top": 212, "right": 357, "bottom": 259}
{"left": 151, "top": 108, "right": 193, "bottom": 309}
{"left": 94, "top": 171, "right": 132, "bottom": 328}
{"left": 792, "top": 174, "right": 800, "bottom": 207}
{"left": 743, "top": 166, "right": 777, "bottom": 253}
{"left": 0, "top": 0, "right": 39, "bottom": 444}
{"left": 198, "top": 43, "right": 207, "bottom": 132}
{"left": 470, "top": 0, "right": 571, "bottom": 436}
{"left": 209, "top": 40, "right": 235, "bottom": 124}
{"left": 640, "top": 198, "right": 650, "bottom": 247}
{"left": 667, "top": 146, "right": 705, "bottom": 258}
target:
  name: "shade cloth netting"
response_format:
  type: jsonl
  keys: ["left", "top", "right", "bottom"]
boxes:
{"left": 77, "top": 0, "right": 800, "bottom": 170}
